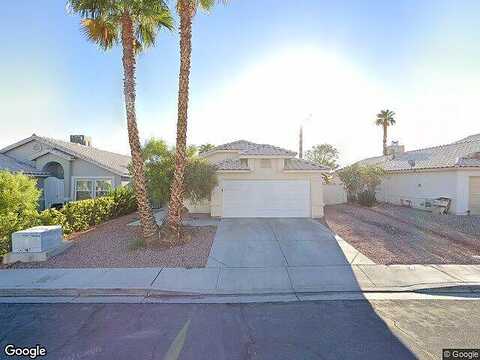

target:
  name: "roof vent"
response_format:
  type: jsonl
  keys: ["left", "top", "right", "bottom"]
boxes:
{"left": 70, "top": 135, "right": 92, "bottom": 147}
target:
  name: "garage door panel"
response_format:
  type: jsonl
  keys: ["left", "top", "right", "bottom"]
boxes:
{"left": 223, "top": 180, "right": 310, "bottom": 218}
{"left": 470, "top": 177, "right": 480, "bottom": 215}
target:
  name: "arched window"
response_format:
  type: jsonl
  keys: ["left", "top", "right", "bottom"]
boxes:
{"left": 42, "top": 162, "right": 64, "bottom": 179}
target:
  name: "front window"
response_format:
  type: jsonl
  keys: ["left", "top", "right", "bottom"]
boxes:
{"left": 75, "top": 179, "right": 112, "bottom": 200}
{"left": 95, "top": 180, "right": 112, "bottom": 197}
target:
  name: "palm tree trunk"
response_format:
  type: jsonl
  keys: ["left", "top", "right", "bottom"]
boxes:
{"left": 121, "top": 13, "right": 159, "bottom": 244}
{"left": 166, "top": 0, "right": 195, "bottom": 240}
{"left": 382, "top": 123, "right": 387, "bottom": 156}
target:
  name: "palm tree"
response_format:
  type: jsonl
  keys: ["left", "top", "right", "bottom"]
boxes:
{"left": 375, "top": 109, "right": 396, "bottom": 156}
{"left": 165, "top": 0, "right": 224, "bottom": 241}
{"left": 68, "top": 0, "right": 173, "bottom": 245}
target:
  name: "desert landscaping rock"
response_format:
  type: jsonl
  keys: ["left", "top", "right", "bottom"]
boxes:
{"left": 324, "top": 204, "right": 480, "bottom": 265}
{"left": 6, "top": 213, "right": 216, "bottom": 269}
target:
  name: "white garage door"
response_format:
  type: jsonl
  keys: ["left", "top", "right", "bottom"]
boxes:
{"left": 469, "top": 177, "right": 480, "bottom": 215}
{"left": 223, "top": 180, "right": 310, "bottom": 218}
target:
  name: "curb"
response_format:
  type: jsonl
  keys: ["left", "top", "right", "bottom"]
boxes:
{"left": 2, "top": 282, "right": 480, "bottom": 300}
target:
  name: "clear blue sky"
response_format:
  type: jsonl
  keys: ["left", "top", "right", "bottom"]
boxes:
{"left": 2, "top": 0, "right": 480, "bottom": 164}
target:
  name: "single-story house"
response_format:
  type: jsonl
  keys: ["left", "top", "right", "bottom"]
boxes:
{"left": 187, "top": 140, "right": 329, "bottom": 218}
{"left": 356, "top": 134, "right": 480, "bottom": 215}
{"left": 0, "top": 134, "right": 131, "bottom": 209}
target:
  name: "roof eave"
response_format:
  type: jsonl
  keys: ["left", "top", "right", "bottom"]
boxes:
{"left": 283, "top": 169, "right": 329, "bottom": 173}
{"left": 238, "top": 154, "right": 295, "bottom": 159}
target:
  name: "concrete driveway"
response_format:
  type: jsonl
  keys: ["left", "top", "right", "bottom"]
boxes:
{"left": 207, "top": 218, "right": 371, "bottom": 268}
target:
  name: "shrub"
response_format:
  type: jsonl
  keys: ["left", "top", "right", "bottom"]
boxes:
{"left": 185, "top": 158, "right": 218, "bottom": 204}
{"left": 0, "top": 175, "right": 137, "bottom": 256}
{"left": 109, "top": 186, "right": 137, "bottom": 217}
{"left": 142, "top": 137, "right": 218, "bottom": 206}
{"left": 57, "top": 186, "right": 136, "bottom": 233}
{"left": 338, "top": 164, "right": 386, "bottom": 205}
{"left": 37, "top": 209, "right": 72, "bottom": 235}
{"left": 0, "top": 171, "right": 41, "bottom": 255}
{"left": 357, "top": 190, "right": 377, "bottom": 207}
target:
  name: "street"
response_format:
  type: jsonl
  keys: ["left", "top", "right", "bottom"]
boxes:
{"left": 1, "top": 300, "right": 479, "bottom": 360}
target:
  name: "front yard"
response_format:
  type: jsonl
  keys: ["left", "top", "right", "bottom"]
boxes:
{"left": 324, "top": 203, "right": 480, "bottom": 264}
{"left": 4, "top": 212, "right": 216, "bottom": 269}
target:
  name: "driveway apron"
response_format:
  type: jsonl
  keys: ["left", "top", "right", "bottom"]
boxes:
{"left": 207, "top": 218, "right": 349, "bottom": 268}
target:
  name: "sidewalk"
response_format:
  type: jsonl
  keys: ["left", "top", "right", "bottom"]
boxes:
{"left": 1, "top": 264, "right": 480, "bottom": 300}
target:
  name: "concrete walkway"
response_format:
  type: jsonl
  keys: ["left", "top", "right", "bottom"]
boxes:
{"left": 1, "top": 265, "right": 480, "bottom": 299}
{"left": 1, "top": 218, "right": 480, "bottom": 302}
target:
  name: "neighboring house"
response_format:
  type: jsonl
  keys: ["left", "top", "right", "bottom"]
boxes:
{"left": 0, "top": 134, "right": 131, "bottom": 209}
{"left": 356, "top": 134, "right": 480, "bottom": 215}
{"left": 189, "top": 140, "right": 329, "bottom": 218}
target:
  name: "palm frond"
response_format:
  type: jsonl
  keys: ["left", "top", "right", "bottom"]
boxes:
{"left": 81, "top": 17, "right": 119, "bottom": 50}
{"left": 67, "top": 0, "right": 113, "bottom": 17}
{"left": 135, "top": 8, "right": 174, "bottom": 47}
{"left": 375, "top": 109, "right": 396, "bottom": 126}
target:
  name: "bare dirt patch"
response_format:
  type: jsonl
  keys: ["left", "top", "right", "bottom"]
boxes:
{"left": 324, "top": 204, "right": 480, "bottom": 264}
{"left": 6, "top": 212, "right": 216, "bottom": 269}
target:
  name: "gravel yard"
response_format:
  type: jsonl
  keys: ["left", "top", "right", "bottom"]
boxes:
{"left": 5, "top": 212, "right": 216, "bottom": 269}
{"left": 324, "top": 204, "right": 480, "bottom": 264}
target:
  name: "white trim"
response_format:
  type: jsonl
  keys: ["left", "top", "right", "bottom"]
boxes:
{"left": 283, "top": 169, "right": 328, "bottom": 173}
{"left": 71, "top": 176, "right": 115, "bottom": 201}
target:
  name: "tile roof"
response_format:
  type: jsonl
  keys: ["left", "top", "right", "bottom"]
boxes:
{"left": 203, "top": 140, "right": 296, "bottom": 157}
{"left": 454, "top": 133, "right": 480, "bottom": 143}
{"left": 0, "top": 154, "right": 48, "bottom": 176}
{"left": 284, "top": 158, "right": 330, "bottom": 171}
{"left": 0, "top": 135, "right": 131, "bottom": 176}
{"left": 36, "top": 136, "right": 131, "bottom": 176}
{"left": 356, "top": 134, "right": 480, "bottom": 171}
{"left": 214, "top": 157, "right": 328, "bottom": 171}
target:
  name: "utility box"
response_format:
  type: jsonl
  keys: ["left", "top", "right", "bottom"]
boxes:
{"left": 12, "top": 226, "right": 63, "bottom": 253}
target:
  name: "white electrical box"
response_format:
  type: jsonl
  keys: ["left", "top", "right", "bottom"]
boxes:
{"left": 11, "top": 226, "right": 63, "bottom": 253}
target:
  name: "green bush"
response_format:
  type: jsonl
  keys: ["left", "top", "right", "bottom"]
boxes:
{"left": 142, "top": 138, "right": 218, "bottom": 206}
{"left": 357, "top": 190, "right": 377, "bottom": 207}
{"left": 0, "top": 182, "right": 137, "bottom": 256}
{"left": 338, "top": 164, "right": 386, "bottom": 204}
{"left": 109, "top": 186, "right": 138, "bottom": 217}
{"left": 0, "top": 171, "right": 41, "bottom": 255}
{"left": 37, "top": 209, "right": 72, "bottom": 235}
{"left": 57, "top": 186, "right": 137, "bottom": 233}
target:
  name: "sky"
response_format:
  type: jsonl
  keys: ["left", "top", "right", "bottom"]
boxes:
{"left": 1, "top": 0, "right": 480, "bottom": 166}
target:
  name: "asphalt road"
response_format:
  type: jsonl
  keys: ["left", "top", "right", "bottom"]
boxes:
{"left": 1, "top": 300, "right": 479, "bottom": 360}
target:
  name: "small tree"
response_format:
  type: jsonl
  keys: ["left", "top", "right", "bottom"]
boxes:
{"left": 185, "top": 158, "right": 218, "bottom": 204}
{"left": 0, "top": 171, "right": 41, "bottom": 255}
{"left": 338, "top": 164, "right": 386, "bottom": 205}
{"left": 142, "top": 138, "right": 217, "bottom": 207}
{"left": 305, "top": 144, "right": 339, "bottom": 169}
{"left": 198, "top": 143, "right": 215, "bottom": 154}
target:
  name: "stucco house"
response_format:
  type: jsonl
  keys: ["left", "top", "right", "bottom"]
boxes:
{"left": 188, "top": 140, "right": 329, "bottom": 218}
{"left": 356, "top": 134, "right": 480, "bottom": 215}
{"left": 0, "top": 134, "right": 131, "bottom": 209}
